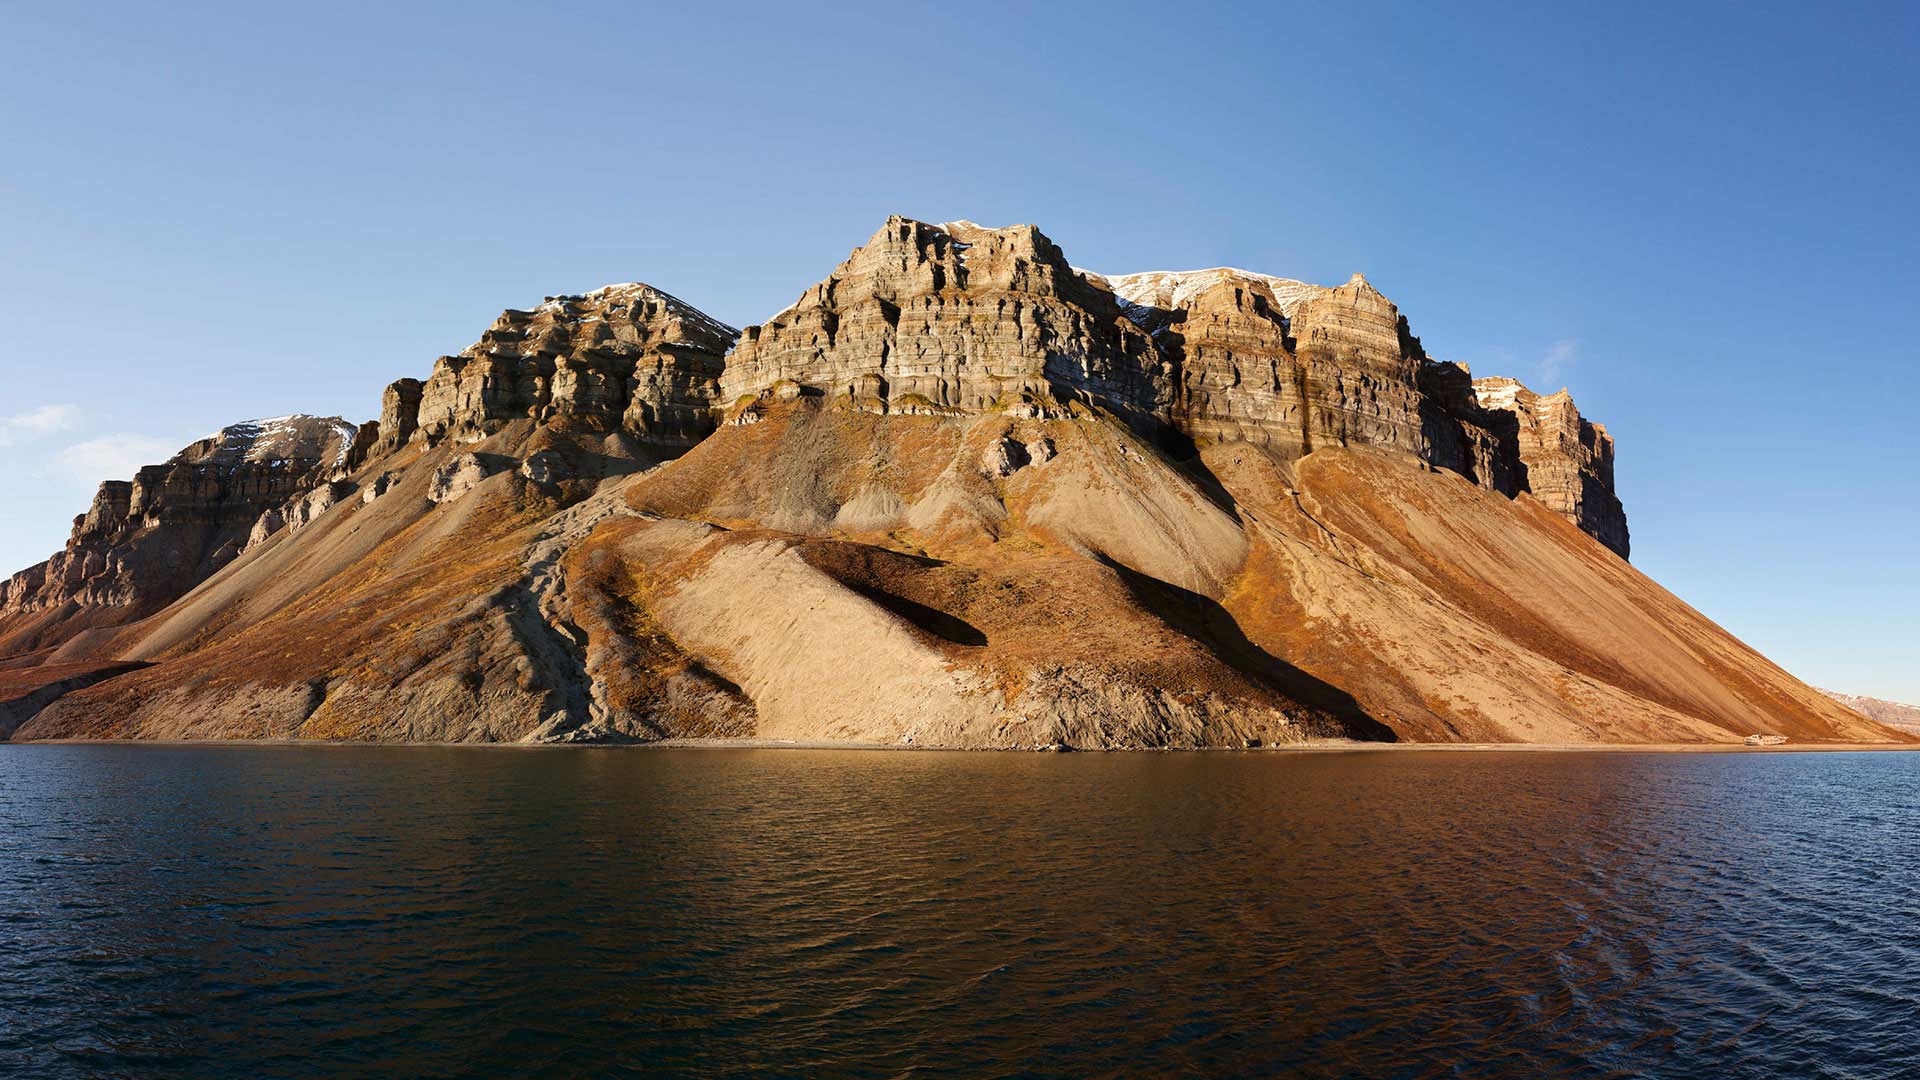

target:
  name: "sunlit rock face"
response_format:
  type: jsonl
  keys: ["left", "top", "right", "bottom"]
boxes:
{"left": 411, "top": 283, "right": 738, "bottom": 451}
{"left": 1096, "top": 267, "right": 1431, "bottom": 461}
{"left": 719, "top": 217, "right": 1166, "bottom": 424}
{"left": 0, "top": 416, "right": 360, "bottom": 628}
{"left": 1468, "top": 377, "right": 1628, "bottom": 558}
{"left": 715, "top": 215, "right": 1626, "bottom": 554}
{"left": 1094, "top": 260, "right": 1624, "bottom": 555}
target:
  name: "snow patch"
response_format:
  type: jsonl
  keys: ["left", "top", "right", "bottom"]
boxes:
{"left": 535, "top": 282, "right": 739, "bottom": 341}
{"left": 1087, "top": 267, "right": 1326, "bottom": 318}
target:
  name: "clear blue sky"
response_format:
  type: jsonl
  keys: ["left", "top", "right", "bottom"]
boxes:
{"left": 2, "top": 2, "right": 1914, "bottom": 699}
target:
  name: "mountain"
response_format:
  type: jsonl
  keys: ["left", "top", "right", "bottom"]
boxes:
{"left": 0, "top": 415, "right": 366, "bottom": 653}
{"left": 1818, "top": 689, "right": 1920, "bottom": 734}
{"left": 0, "top": 217, "right": 1903, "bottom": 747}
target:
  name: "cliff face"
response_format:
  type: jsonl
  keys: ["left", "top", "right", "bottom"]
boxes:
{"left": 3, "top": 214, "right": 1868, "bottom": 746}
{"left": 1468, "top": 377, "right": 1628, "bottom": 557}
{"left": 1094, "top": 264, "right": 1627, "bottom": 557}
{"left": 410, "top": 282, "right": 736, "bottom": 451}
{"left": 0, "top": 416, "right": 360, "bottom": 651}
{"left": 1097, "top": 267, "right": 1429, "bottom": 460}
{"left": 717, "top": 220, "right": 1617, "bottom": 554}
{"left": 720, "top": 217, "right": 1164, "bottom": 423}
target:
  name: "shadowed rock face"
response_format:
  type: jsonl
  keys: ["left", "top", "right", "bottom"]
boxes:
{"left": 1407, "top": 371, "right": 1629, "bottom": 559}
{"left": 0, "top": 416, "right": 359, "bottom": 646}
{"left": 411, "top": 283, "right": 737, "bottom": 451}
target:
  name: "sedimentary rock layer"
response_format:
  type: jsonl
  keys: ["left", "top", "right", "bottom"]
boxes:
{"left": 721, "top": 217, "right": 1165, "bottom": 424}
{"left": 0, "top": 416, "right": 358, "bottom": 651}
{"left": 1468, "top": 377, "right": 1628, "bottom": 557}
{"left": 411, "top": 283, "right": 737, "bottom": 450}
{"left": 1097, "top": 267, "right": 1431, "bottom": 461}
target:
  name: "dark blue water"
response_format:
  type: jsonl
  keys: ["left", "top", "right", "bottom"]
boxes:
{"left": 1, "top": 746, "right": 1916, "bottom": 1078}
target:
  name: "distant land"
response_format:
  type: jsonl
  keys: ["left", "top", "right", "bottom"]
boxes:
{"left": 0, "top": 218, "right": 1907, "bottom": 747}
{"left": 1819, "top": 689, "right": 1920, "bottom": 735}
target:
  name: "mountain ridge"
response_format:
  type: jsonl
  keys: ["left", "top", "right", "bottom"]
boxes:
{"left": 1819, "top": 689, "right": 1920, "bottom": 734}
{"left": 0, "top": 216, "right": 1900, "bottom": 747}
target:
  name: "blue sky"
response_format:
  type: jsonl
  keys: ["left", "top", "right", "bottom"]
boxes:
{"left": 2, "top": 2, "right": 1915, "bottom": 699}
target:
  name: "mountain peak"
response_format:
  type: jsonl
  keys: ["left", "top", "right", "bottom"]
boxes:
{"left": 1092, "top": 267, "right": 1325, "bottom": 318}
{"left": 182, "top": 415, "right": 362, "bottom": 471}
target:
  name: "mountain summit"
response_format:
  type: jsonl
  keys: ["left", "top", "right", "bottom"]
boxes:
{"left": 0, "top": 218, "right": 1900, "bottom": 747}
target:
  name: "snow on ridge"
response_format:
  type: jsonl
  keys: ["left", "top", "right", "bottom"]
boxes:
{"left": 191, "top": 414, "right": 359, "bottom": 471}
{"left": 1472, "top": 380, "right": 1526, "bottom": 411}
{"left": 1088, "top": 267, "right": 1327, "bottom": 317}
{"left": 1472, "top": 378, "right": 1571, "bottom": 412}
{"left": 327, "top": 417, "right": 360, "bottom": 466}
{"left": 537, "top": 282, "right": 739, "bottom": 340}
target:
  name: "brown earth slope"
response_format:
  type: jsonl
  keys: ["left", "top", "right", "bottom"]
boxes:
{"left": 13, "top": 398, "right": 1896, "bottom": 746}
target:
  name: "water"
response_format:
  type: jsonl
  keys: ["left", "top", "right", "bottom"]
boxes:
{"left": 1, "top": 746, "right": 1916, "bottom": 1079}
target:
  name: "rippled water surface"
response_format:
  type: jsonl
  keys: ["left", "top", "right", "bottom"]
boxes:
{"left": 2, "top": 747, "right": 1917, "bottom": 1078}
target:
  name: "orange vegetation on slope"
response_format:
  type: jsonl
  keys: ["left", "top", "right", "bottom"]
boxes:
{"left": 11, "top": 399, "right": 1905, "bottom": 747}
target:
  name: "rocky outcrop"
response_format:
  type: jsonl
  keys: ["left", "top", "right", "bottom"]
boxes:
{"left": 1283, "top": 274, "right": 1431, "bottom": 458}
{"left": 715, "top": 220, "right": 1621, "bottom": 551}
{"left": 244, "top": 508, "right": 284, "bottom": 551}
{"left": 0, "top": 416, "right": 360, "bottom": 646}
{"left": 720, "top": 217, "right": 1165, "bottom": 424}
{"left": 1096, "top": 264, "right": 1625, "bottom": 556}
{"left": 375, "top": 379, "right": 423, "bottom": 455}
{"left": 282, "top": 481, "right": 355, "bottom": 533}
{"left": 76, "top": 481, "right": 134, "bottom": 538}
{"left": 1418, "top": 359, "right": 1518, "bottom": 493}
{"left": 413, "top": 284, "right": 736, "bottom": 451}
{"left": 1099, "top": 267, "right": 1430, "bottom": 459}
{"left": 1468, "top": 377, "right": 1628, "bottom": 558}
{"left": 1417, "top": 362, "right": 1629, "bottom": 555}
{"left": 428, "top": 453, "right": 501, "bottom": 503}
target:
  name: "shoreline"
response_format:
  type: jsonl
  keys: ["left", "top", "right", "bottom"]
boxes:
{"left": 7, "top": 737, "right": 1920, "bottom": 754}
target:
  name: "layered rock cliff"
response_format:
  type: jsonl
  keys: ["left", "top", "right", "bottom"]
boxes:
{"left": 721, "top": 217, "right": 1164, "bottom": 424}
{"left": 1096, "top": 266, "right": 1626, "bottom": 556}
{"left": 721, "top": 221, "right": 1624, "bottom": 553}
{"left": 1097, "top": 267, "right": 1430, "bottom": 460}
{"left": 3, "top": 213, "right": 1878, "bottom": 746}
{"left": 0, "top": 415, "right": 360, "bottom": 652}
{"left": 1469, "top": 377, "right": 1627, "bottom": 557}
{"left": 408, "top": 282, "right": 737, "bottom": 450}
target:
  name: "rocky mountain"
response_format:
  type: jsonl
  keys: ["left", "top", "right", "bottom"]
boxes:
{"left": 1819, "top": 689, "right": 1920, "bottom": 734}
{"left": 405, "top": 282, "right": 736, "bottom": 452}
{"left": 0, "top": 415, "right": 365, "bottom": 653}
{"left": 0, "top": 216, "right": 1901, "bottom": 747}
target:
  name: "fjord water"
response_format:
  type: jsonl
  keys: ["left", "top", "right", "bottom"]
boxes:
{"left": 2, "top": 748, "right": 1915, "bottom": 1079}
